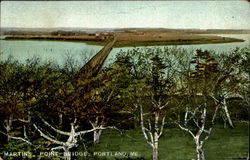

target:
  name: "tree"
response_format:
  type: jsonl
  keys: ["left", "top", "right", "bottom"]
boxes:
{"left": 209, "top": 47, "right": 249, "bottom": 128}
{"left": 177, "top": 49, "right": 220, "bottom": 160}
{"left": 0, "top": 58, "right": 28, "bottom": 142}
{"left": 33, "top": 116, "right": 117, "bottom": 160}
{"left": 115, "top": 48, "right": 185, "bottom": 160}
{"left": 30, "top": 53, "right": 122, "bottom": 159}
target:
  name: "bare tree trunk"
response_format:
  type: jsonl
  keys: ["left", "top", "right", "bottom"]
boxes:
{"left": 140, "top": 102, "right": 166, "bottom": 160}
{"left": 152, "top": 145, "right": 158, "bottom": 160}
{"left": 4, "top": 115, "right": 13, "bottom": 142}
{"left": 184, "top": 107, "right": 189, "bottom": 126}
{"left": 178, "top": 108, "right": 213, "bottom": 160}
{"left": 194, "top": 137, "right": 205, "bottom": 160}
{"left": 27, "top": 110, "right": 31, "bottom": 123}
{"left": 93, "top": 130, "right": 102, "bottom": 144}
{"left": 212, "top": 105, "right": 219, "bottom": 125}
{"left": 63, "top": 147, "right": 71, "bottom": 160}
{"left": 153, "top": 112, "right": 159, "bottom": 160}
{"left": 90, "top": 117, "right": 104, "bottom": 144}
{"left": 57, "top": 112, "right": 63, "bottom": 138}
{"left": 34, "top": 117, "right": 118, "bottom": 160}
{"left": 23, "top": 125, "right": 28, "bottom": 139}
{"left": 59, "top": 113, "right": 63, "bottom": 129}
{"left": 222, "top": 98, "right": 234, "bottom": 128}
{"left": 211, "top": 95, "right": 234, "bottom": 128}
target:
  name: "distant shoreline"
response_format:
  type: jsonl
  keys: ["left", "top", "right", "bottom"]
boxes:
{"left": 2, "top": 29, "right": 246, "bottom": 47}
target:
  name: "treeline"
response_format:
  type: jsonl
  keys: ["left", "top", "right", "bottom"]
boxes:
{"left": 2, "top": 30, "right": 88, "bottom": 36}
{"left": 0, "top": 47, "right": 249, "bottom": 160}
{"left": 50, "top": 30, "right": 88, "bottom": 36}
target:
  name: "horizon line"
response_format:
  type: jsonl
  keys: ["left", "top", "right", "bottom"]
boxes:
{"left": 1, "top": 27, "right": 250, "bottom": 30}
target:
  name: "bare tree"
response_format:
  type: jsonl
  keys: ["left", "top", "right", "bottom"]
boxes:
{"left": 177, "top": 104, "right": 218, "bottom": 160}
{"left": 33, "top": 117, "right": 118, "bottom": 160}
{"left": 140, "top": 99, "right": 167, "bottom": 160}
{"left": 210, "top": 48, "right": 250, "bottom": 128}
{"left": 176, "top": 49, "right": 221, "bottom": 160}
{"left": 137, "top": 54, "right": 173, "bottom": 160}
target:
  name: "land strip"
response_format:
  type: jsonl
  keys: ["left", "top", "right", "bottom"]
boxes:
{"left": 3, "top": 29, "right": 245, "bottom": 47}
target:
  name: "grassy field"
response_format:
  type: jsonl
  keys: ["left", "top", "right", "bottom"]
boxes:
{"left": 80, "top": 122, "right": 248, "bottom": 160}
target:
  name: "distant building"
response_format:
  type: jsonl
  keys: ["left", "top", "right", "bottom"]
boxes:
{"left": 87, "top": 31, "right": 114, "bottom": 40}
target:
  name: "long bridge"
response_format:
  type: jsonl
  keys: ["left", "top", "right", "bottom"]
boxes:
{"left": 75, "top": 37, "right": 116, "bottom": 80}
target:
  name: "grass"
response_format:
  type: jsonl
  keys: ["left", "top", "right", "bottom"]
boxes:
{"left": 81, "top": 122, "right": 248, "bottom": 160}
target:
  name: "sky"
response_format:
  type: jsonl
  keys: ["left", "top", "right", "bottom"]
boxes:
{"left": 1, "top": 1, "right": 250, "bottom": 29}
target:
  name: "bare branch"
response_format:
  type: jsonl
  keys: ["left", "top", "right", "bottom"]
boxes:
{"left": 203, "top": 128, "right": 212, "bottom": 142}
{"left": 140, "top": 105, "right": 153, "bottom": 148}
{"left": 212, "top": 104, "right": 220, "bottom": 125}
{"left": 159, "top": 115, "right": 166, "bottom": 137}
{"left": 148, "top": 119, "right": 152, "bottom": 131}
{"left": 197, "top": 108, "right": 206, "bottom": 137}
{"left": 184, "top": 107, "right": 189, "bottom": 126}
{"left": 17, "top": 118, "right": 29, "bottom": 123}
{"left": 210, "top": 95, "right": 220, "bottom": 103}
{"left": 76, "top": 126, "right": 121, "bottom": 136}
{"left": 40, "top": 117, "right": 71, "bottom": 136}
{"left": 176, "top": 123, "right": 195, "bottom": 138}
{"left": 107, "top": 89, "right": 114, "bottom": 103}
{"left": 33, "top": 124, "right": 65, "bottom": 146}
{"left": 192, "top": 118, "right": 201, "bottom": 130}
{"left": 160, "top": 102, "right": 169, "bottom": 110}
{"left": 186, "top": 106, "right": 200, "bottom": 124}
{"left": 51, "top": 146, "right": 64, "bottom": 151}
{"left": 0, "top": 131, "right": 32, "bottom": 145}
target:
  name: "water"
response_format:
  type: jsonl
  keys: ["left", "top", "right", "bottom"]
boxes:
{"left": 0, "top": 34, "right": 249, "bottom": 67}
{"left": 0, "top": 38, "right": 102, "bottom": 67}
{"left": 104, "top": 34, "right": 250, "bottom": 66}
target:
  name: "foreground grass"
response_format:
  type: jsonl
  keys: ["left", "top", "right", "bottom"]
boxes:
{"left": 81, "top": 122, "right": 248, "bottom": 160}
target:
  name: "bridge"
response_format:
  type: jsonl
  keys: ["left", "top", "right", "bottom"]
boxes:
{"left": 75, "top": 38, "right": 116, "bottom": 80}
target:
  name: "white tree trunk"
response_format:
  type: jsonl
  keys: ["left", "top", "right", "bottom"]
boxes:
{"left": 152, "top": 145, "right": 158, "bottom": 160}
{"left": 152, "top": 136, "right": 159, "bottom": 160}
{"left": 93, "top": 130, "right": 102, "bottom": 144}
{"left": 194, "top": 137, "right": 205, "bottom": 160}
{"left": 28, "top": 110, "right": 31, "bottom": 123}
{"left": 90, "top": 118, "right": 104, "bottom": 144}
{"left": 222, "top": 98, "right": 234, "bottom": 128}
{"left": 34, "top": 116, "right": 117, "bottom": 160}
{"left": 153, "top": 112, "right": 159, "bottom": 160}
{"left": 23, "top": 125, "right": 28, "bottom": 139}
{"left": 178, "top": 108, "right": 214, "bottom": 160}
{"left": 63, "top": 147, "right": 71, "bottom": 160}
{"left": 59, "top": 113, "right": 63, "bottom": 129}
{"left": 4, "top": 115, "right": 13, "bottom": 142}
{"left": 140, "top": 103, "right": 165, "bottom": 160}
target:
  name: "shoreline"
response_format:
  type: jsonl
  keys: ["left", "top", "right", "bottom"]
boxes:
{"left": 2, "top": 34, "right": 245, "bottom": 48}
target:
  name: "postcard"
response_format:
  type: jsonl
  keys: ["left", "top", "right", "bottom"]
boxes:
{"left": 0, "top": 1, "right": 249, "bottom": 160}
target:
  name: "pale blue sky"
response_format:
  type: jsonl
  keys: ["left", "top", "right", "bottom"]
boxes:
{"left": 1, "top": 1, "right": 249, "bottom": 29}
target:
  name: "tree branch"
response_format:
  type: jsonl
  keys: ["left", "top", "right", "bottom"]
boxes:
{"left": 176, "top": 123, "right": 195, "bottom": 138}
{"left": 33, "top": 124, "right": 65, "bottom": 146}
{"left": 140, "top": 105, "right": 153, "bottom": 148}
{"left": 40, "top": 117, "right": 71, "bottom": 136}
{"left": 76, "top": 126, "right": 121, "bottom": 136}
{"left": 51, "top": 146, "right": 64, "bottom": 151}
{"left": 0, "top": 131, "right": 32, "bottom": 145}
{"left": 159, "top": 115, "right": 166, "bottom": 137}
